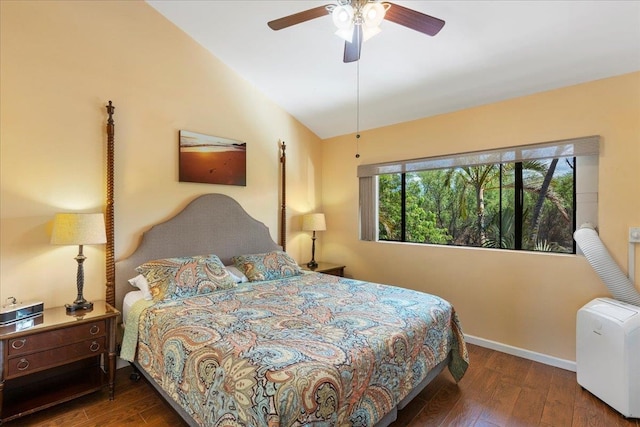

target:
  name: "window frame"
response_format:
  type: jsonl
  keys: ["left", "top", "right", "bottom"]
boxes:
{"left": 359, "top": 136, "right": 599, "bottom": 254}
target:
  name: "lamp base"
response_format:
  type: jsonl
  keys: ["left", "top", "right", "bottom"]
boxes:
{"left": 307, "top": 260, "right": 318, "bottom": 269}
{"left": 66, "top": 300, "right": 93, "bottom": 313}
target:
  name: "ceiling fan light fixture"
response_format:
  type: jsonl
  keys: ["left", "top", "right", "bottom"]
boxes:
{"left": 362, "top": 2, "right": 386, "bottom": 28}
{"left": 362, "top": 25, "right": 381, "bottom": 42}
{"left": 335, "top": 27, "right": 354, "bottom": 42}
{"left": 332, "top": 4, "right": 354, "bottom": 29}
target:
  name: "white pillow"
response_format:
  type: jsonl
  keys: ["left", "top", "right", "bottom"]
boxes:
{"left": 128, "top": 274, "right": 152, "bottom": 300}
{"left": 225, "top": 265, "right": 249, "bottom": 283}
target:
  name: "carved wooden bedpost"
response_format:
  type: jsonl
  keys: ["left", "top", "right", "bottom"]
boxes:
{"left": 105, "top": 101, "right": 115, "bottom": 307}
{"left": 280, "top": 141, "right": 286, "bottom": 251}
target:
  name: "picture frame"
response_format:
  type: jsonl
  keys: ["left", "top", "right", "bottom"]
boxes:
{"left": 179, "top": 130, "right": 246, "bottom": 186}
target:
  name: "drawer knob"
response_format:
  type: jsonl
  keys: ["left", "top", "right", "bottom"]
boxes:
{"left": 90, "top": 341, "right": 101, "bottom": 352}
{"left": 89, "top": 325, "right": 100, "bottom": 335}
{"left": 17, "top": 358, "right": 30, "bottom": 371}
{"left": 11, "top": 339, "right": 26, "bottom": 350}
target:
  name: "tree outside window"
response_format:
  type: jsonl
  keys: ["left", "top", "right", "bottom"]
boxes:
{"left": 378, "top": 157, "right": 575, "bottom": 254}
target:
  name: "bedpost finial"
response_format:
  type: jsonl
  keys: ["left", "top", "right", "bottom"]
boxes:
{"left": 280, "top": 141, "right": 286, "bottom": 162}
{"left": 106, "top": 101, "right": 115, "bottom": 122}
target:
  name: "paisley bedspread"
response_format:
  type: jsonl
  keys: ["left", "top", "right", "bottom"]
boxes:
{"left": 130, "top": 273, "right": 468, "bottom": 427}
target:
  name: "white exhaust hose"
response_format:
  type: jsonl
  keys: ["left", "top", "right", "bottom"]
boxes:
{"left": 574, "top": 224, "right": 640, "bottom": 307}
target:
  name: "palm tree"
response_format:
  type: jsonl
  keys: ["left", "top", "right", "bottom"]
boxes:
{"left": 444, "top": 160, "right": 570, "bottom": 250}
{"left": 445, "top": 164, "right": 499, "bottom": 245}
{"left": 528, "top": 158, "right": 574, "bottom": 246}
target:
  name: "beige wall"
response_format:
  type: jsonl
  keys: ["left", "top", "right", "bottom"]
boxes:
{"left": 322, "top": 72, "right": 640, "bottom": 362}
{"left": 0, "top": 1, "right": 322, "bottom": 308}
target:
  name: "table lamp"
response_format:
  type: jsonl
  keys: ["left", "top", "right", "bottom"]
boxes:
{"left": 302, "top": 213, "right": 326, "bottom": 269}
{"left": 51, "top": 213, "right": 106, "bottom": 312}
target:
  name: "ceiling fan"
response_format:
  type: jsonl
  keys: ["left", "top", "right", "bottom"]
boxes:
{"left": 267, "top": 0, "right": 445, "bottom": 63}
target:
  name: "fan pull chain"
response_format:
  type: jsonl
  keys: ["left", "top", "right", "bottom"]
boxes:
{"left": 355, "top": 36, "right": 361, "bottom": 159}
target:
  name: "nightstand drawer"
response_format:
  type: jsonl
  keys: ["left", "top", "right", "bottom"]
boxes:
{"left": 300, "top": 262, "right": 345, "bottom": 277}
{"left": 320, "top": 267, "right": 344, "bottom": 276}
{"left": 8, "top": 320, "right": 105, "bottom": 356}
{"left": 7, "top": 336, "right": 106, "bottom": 379}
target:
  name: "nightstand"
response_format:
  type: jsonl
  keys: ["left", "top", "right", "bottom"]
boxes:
{"left": 0, "top": 300, "right": 119, "bottom": 423}
{"left": 300, "top": 262, "right": 345, "bottom": 277}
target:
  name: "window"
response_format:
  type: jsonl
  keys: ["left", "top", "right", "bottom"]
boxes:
{"left": 359, "top": 136, "right": 600, "bottom": 254}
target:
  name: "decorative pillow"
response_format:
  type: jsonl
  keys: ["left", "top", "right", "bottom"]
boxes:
{"left": 232, "top": 250, "right": 302, "bottom": 282}
{"left": 127, "top": 274, "right": 152, "bottom": 300}
{"left": 135, "top": 254, "right": 237, "bottom": 301}
{"left": 225, "top": 265, "right": 249, "bottom": 283}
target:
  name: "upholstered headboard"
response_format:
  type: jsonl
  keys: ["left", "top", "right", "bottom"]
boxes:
{"left": 114, "top": 193, "right": 281, "bottom": 313}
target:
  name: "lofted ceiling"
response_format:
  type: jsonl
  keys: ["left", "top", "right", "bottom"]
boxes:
{"left": 146, "top": 1, "right": 640, "bottom": 139}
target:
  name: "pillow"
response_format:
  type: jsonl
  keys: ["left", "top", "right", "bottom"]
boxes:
{"left": 135, "top": 254, "right": 237, "bottom": 301}
{"left": 225, "top": 265, "right": 249, "bottom": 283}
{"left": 232, "top": 250, "right": 302, "bottom": 282}
{"left": 127, "top": 274, "right": 152, "bottom": 300}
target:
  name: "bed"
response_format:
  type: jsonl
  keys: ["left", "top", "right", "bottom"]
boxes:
{"left": 104, "top": 103, "right": 468, "bottom": 427}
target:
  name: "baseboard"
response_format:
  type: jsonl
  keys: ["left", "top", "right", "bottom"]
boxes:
{"left": 465, "top": 334, "right": 577, "bottom": 372}
{"left": 116, "top": 357, "right": 129, "bottom": 370}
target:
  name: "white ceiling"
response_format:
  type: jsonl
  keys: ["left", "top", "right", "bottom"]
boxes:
{"left": 147, "top": 1, "right": 640, "bottom": 139}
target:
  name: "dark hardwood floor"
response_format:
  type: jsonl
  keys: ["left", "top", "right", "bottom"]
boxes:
{"left": 391, "top": 344, "right": 638, "bottom": 427}
{"left": 7, "top": 344, "right": 638, "bottom": 427}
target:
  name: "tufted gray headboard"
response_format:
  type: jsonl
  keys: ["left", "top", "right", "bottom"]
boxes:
{"left": 114, "top": 193, "right": 281, "bottom": 313}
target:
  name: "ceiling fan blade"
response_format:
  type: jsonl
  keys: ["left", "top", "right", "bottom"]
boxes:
{"left": 383, "top": 2, "right": 445, "bottom": 36}
{"left": 268, "top": 5, "right": 331, "bottom": 30}
{"left": 344, "top": 26, "right": 363, "bottom": 63}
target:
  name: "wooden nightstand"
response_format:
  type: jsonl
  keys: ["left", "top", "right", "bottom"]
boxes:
{"left": 300, "top": 262, "right": 345, "bottom": 277}
{"left": 0, "top": 300, "right": 119, "bottom": 423}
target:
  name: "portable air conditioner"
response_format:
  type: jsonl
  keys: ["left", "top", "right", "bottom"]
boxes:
{"left": 577, "top": 298, "right": 640, "bottom": 418}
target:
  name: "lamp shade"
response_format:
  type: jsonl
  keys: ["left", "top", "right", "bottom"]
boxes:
{"left": 302, "top": 213, "right": 326, "bottom": 232}
{"left": 362, "top": 2, "right": 387, "bottom": 27}
{"left": 51, "top": 213, "right": 107, "bottom": 245}
{"left": 332, "top": 4, "right": 354, "bottom": 29}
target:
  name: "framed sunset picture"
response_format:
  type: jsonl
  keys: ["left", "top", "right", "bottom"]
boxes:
{"left": 179, "top": 130, "right": 246, "bottom": 186}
